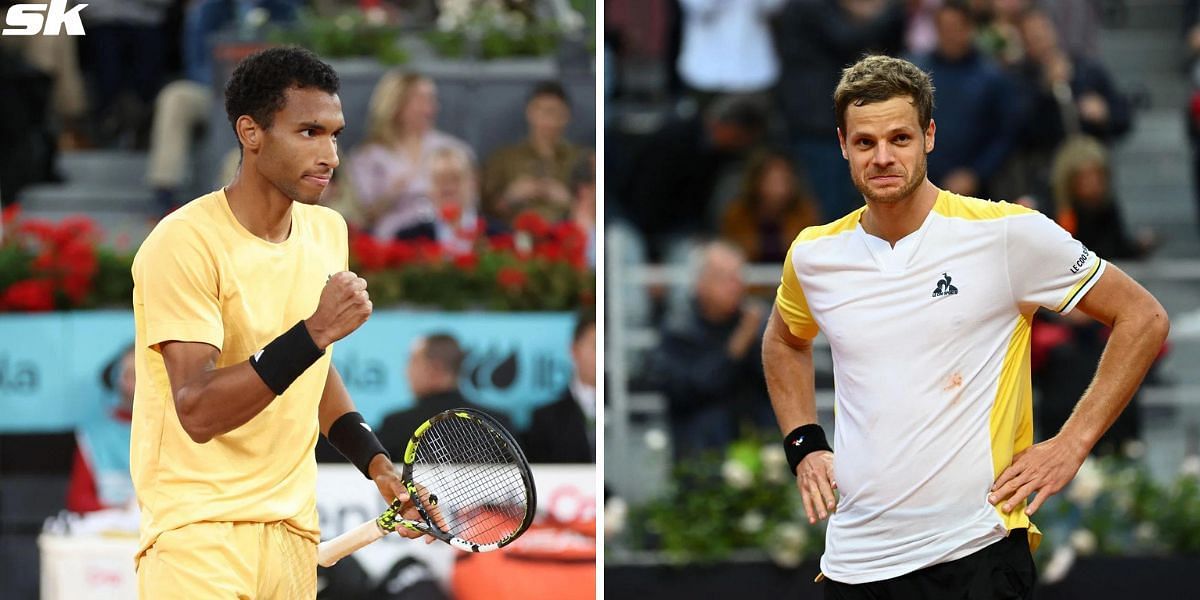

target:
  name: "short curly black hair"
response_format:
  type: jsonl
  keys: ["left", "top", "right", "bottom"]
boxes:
{"left": 224, "top": 46, "right": 340, "bottom": 141}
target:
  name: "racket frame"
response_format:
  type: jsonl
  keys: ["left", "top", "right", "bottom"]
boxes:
{"left": 400, "top": 408, "right": 537, "bottom": 552}
{"left": 317, "top": 408, "right": 536, "bottom": 567}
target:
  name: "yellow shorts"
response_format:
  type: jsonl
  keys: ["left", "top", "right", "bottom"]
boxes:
{"left": 137, "top": 521, "right": 317, "bottom": 599}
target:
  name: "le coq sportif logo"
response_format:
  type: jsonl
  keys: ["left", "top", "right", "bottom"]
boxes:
{"left": 931, "top": 273, "right": 959, "bottom": 298}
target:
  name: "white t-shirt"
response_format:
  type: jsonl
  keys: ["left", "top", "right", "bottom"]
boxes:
{"left": 775, "top": 191, "right": 1105, "bottom": 584}
{"left": 676, "top": 0, "right": 785, "bottom": 93}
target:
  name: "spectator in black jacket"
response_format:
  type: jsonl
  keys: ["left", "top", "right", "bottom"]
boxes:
{"left": 377, "top": 333, "right": 510, "bottom": 457}
{"left": 1003, "top": 8, "right": 1132, "bottom": 205}
{"left": 912, "top": 1, "right": 1023, "bottom": 198}
{"left": 648, "top": 241, "right": 769, "bottom": 462}
{"left": 523, "top": 309, "right": 596, "bottom": 463}
{"left": 776, "top": 0, "right": 907, "bottom": 220}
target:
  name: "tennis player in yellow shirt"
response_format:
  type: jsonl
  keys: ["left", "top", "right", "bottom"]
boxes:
{"left": 130, "top": 47, "right": 423, "bottom": 598}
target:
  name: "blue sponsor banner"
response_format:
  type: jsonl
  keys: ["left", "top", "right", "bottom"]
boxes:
{"left": 0, "top": 311, "right": 573, "bottom": 433}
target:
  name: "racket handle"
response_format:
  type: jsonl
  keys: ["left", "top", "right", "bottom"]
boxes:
{"left": 317, "top": 519, "right": 387, "bottom": 567}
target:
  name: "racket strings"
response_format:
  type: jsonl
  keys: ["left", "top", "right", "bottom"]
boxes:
{"left": 413, "top": 416, "right": 529, "bottom": 545}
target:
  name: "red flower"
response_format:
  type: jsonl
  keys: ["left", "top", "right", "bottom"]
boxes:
{"left": 512, "top": 210, "right": 550, "bottom": 237}
{"left": 61, "top": 273, "right": 91, "bottom": 304}
{"left": 489, "top": 233, "right": 515, "bottom": 253}
{"left": 32, "top": 250, "right": 55, "bottom": 270}
{"left": 56, "top": 216, "right": 98, "bottom": 246}
{"left": 568, "top": 252, "right": 588, "bottom": 272}
{"left": 496, "top": 266, "right": 527, "bottom": 290}
{"left": 1, "top": 202, "right": 20, "bottom": 226}
{"left": 534, "top": 242, "right": 564, "bottom": 262}
{"left": 453, "top": 252, "right": 478, "bottom": 272}
{"left": 386, "top": 241, "right": 417, "bottom": 266}
{"left": 57, "top": 239, "right": 98, "bottom": 279}
{"left": 414, "top": 239, "right": 443, "bottom": 263}
{"left": 557, "top": 221, "right": 586, "bottom": 251}
{"left": 17, "top": 220, "right": 57, "bottom": 244}
{"left": 350, "top": 234, "right": 387, "bottom": 271}
{"left": 439, "top": 202, "right": 463, "bottom": 224}
{"left": 1, "top": 279, "right": 55, "bottom": 312}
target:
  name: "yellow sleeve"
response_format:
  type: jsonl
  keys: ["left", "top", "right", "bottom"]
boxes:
{"left": 340, "top": 214, "right": 350, "bottom": 272}
{"left": 775, "top": 239, "right": 818, "bottom": 339}
{"left": 134, "top": 222, "right": 223, "bottom": 352}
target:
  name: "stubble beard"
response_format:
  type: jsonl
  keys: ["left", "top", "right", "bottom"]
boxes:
{"left": 853, "top": 153, "right": 927, "bottom": 206}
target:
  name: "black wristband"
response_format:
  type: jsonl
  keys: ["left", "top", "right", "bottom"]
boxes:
{"left": 328, "top": 411, "right": 389, "bottom": 479}
{"left": 783, "top": 424, "right": 832, "bottom": 475}
{"left": 248, "top": 321, "right": 325, "bottom": 396}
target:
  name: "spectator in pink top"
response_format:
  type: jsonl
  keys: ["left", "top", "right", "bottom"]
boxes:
{"left": 348, "top": 71, "right": 473, "bottom": 240}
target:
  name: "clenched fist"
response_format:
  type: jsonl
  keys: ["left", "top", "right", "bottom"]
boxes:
{"left": 305, "top": 271, "right": 372, "bottom": 349}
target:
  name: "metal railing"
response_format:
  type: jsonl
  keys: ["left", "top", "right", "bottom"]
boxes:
{"left": 606, "top": 243, "right": 1200, "bottom": 482}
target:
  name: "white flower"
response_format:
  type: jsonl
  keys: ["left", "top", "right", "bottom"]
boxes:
{"left": 1069, "top": 529, "right": 1097, "bottom": 556}
{"left": 436, "top": 0, "right": 471, "bottom": 30}
{"left": 603, "top": 496, "right": 627, "bottom": 539}
{"left": 1066, "top": 458, "right": 1103, "bottom": 507}
{"left": 1122, "top": 440, "right": 1146, "bottom": 460}
{"left": 1134, "top": 522, "right": 1157, "bottom": 545}
{"left": 722, "top": 460, "right": 753, "bottom": 490}
{"left": 364, "top": 7, "right": 388, "bottom": 26}
{"left": 767, "top": 523, "right": 809, "bottom": 568}
{"left": 1040, "top": 545, "right": 1076, "bottom": 584}
{"left": 643, "top": 428, "right": 668, "bottom": 452}
{"left": 769, "top": 548, "right": 803, "bottom": 568}
{"left": 245, "top": 8, "right": 269, "bottom": 29}
{"left": 436, "top": 12, "right": 458, "bottom": 30}
{"left": 761, "top": 444, "right": 789, "bottom": 483}
{"left": 738, "top": 511, "right": 765, "bottom": 534}
{"left": 560, "top": 9, "right": 585, "bottom": 33}
{"left": 1180, "top": 455, "right": 1200, "bottom": 479}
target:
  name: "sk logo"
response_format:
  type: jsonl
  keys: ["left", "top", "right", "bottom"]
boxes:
{"left": 931, "top": 273, "right": 958, "bottom": 298}
{"left": 2, "top": 0, "right": 88, "bottom": 36}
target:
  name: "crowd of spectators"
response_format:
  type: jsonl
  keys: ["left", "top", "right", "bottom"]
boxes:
{"left": 607, "top": 0, "right": 1171, "bottom": 462}
{"left": 1, "top": 1, "right": 597, "bottom": 257}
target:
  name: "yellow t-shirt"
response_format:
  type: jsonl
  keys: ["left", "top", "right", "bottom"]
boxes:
{"left": 130, "top": 189, "right": 348, "bottom": 565}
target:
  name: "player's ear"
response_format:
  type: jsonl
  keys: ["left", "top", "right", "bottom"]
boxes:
{"left": 236, "top": 115, "right": 262, "bottom": 152}
{"left": 924, "top": 119, "right": 936, "bottom": 154}
{"left": 837, "top": 128, "right": 848, "bottom": 160}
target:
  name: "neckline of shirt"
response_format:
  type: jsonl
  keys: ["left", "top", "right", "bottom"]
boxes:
{"left": 217, "top": 188, "right": 300, "bottom": 250}
{"left": 855, "top": 192, "right": 944, "bottom": 273}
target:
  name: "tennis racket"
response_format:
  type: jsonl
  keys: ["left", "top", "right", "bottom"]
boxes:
{"left": 317, "top": 408, "right": 536, "bottom": 567}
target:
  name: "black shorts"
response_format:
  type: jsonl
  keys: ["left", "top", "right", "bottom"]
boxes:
{"left": 824, "top": 529, "right": 1036, "bottom": 600}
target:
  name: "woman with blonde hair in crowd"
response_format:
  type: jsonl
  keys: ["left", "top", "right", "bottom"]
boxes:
{"left": 349, "top": 71, "right": 473, "bottom": 240}
{"left": 1051, "top": 135, "right": 1155, "bottom": 260}
{"left": 719, "top": 149, "right": 820, "bottom": 263}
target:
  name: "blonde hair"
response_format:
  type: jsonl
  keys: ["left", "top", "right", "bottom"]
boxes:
{"left": 364, "top": 71, "right": 431, "bottom": 147}
{"left": 1051, "top": 135, "right": 1109, "bottom": 215}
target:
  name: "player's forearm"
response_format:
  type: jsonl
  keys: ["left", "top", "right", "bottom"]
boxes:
{"left": 762, "top": 311, "right": 818, "bottom": 435}
{"left": 1059, "top": 304, "right": 1169, "bottom": 453}
{"left": 318, "top": 365, "right": 355, "bottom": 436}
{"left": 174, "top": 362, "right": 278, "bottom": 443}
